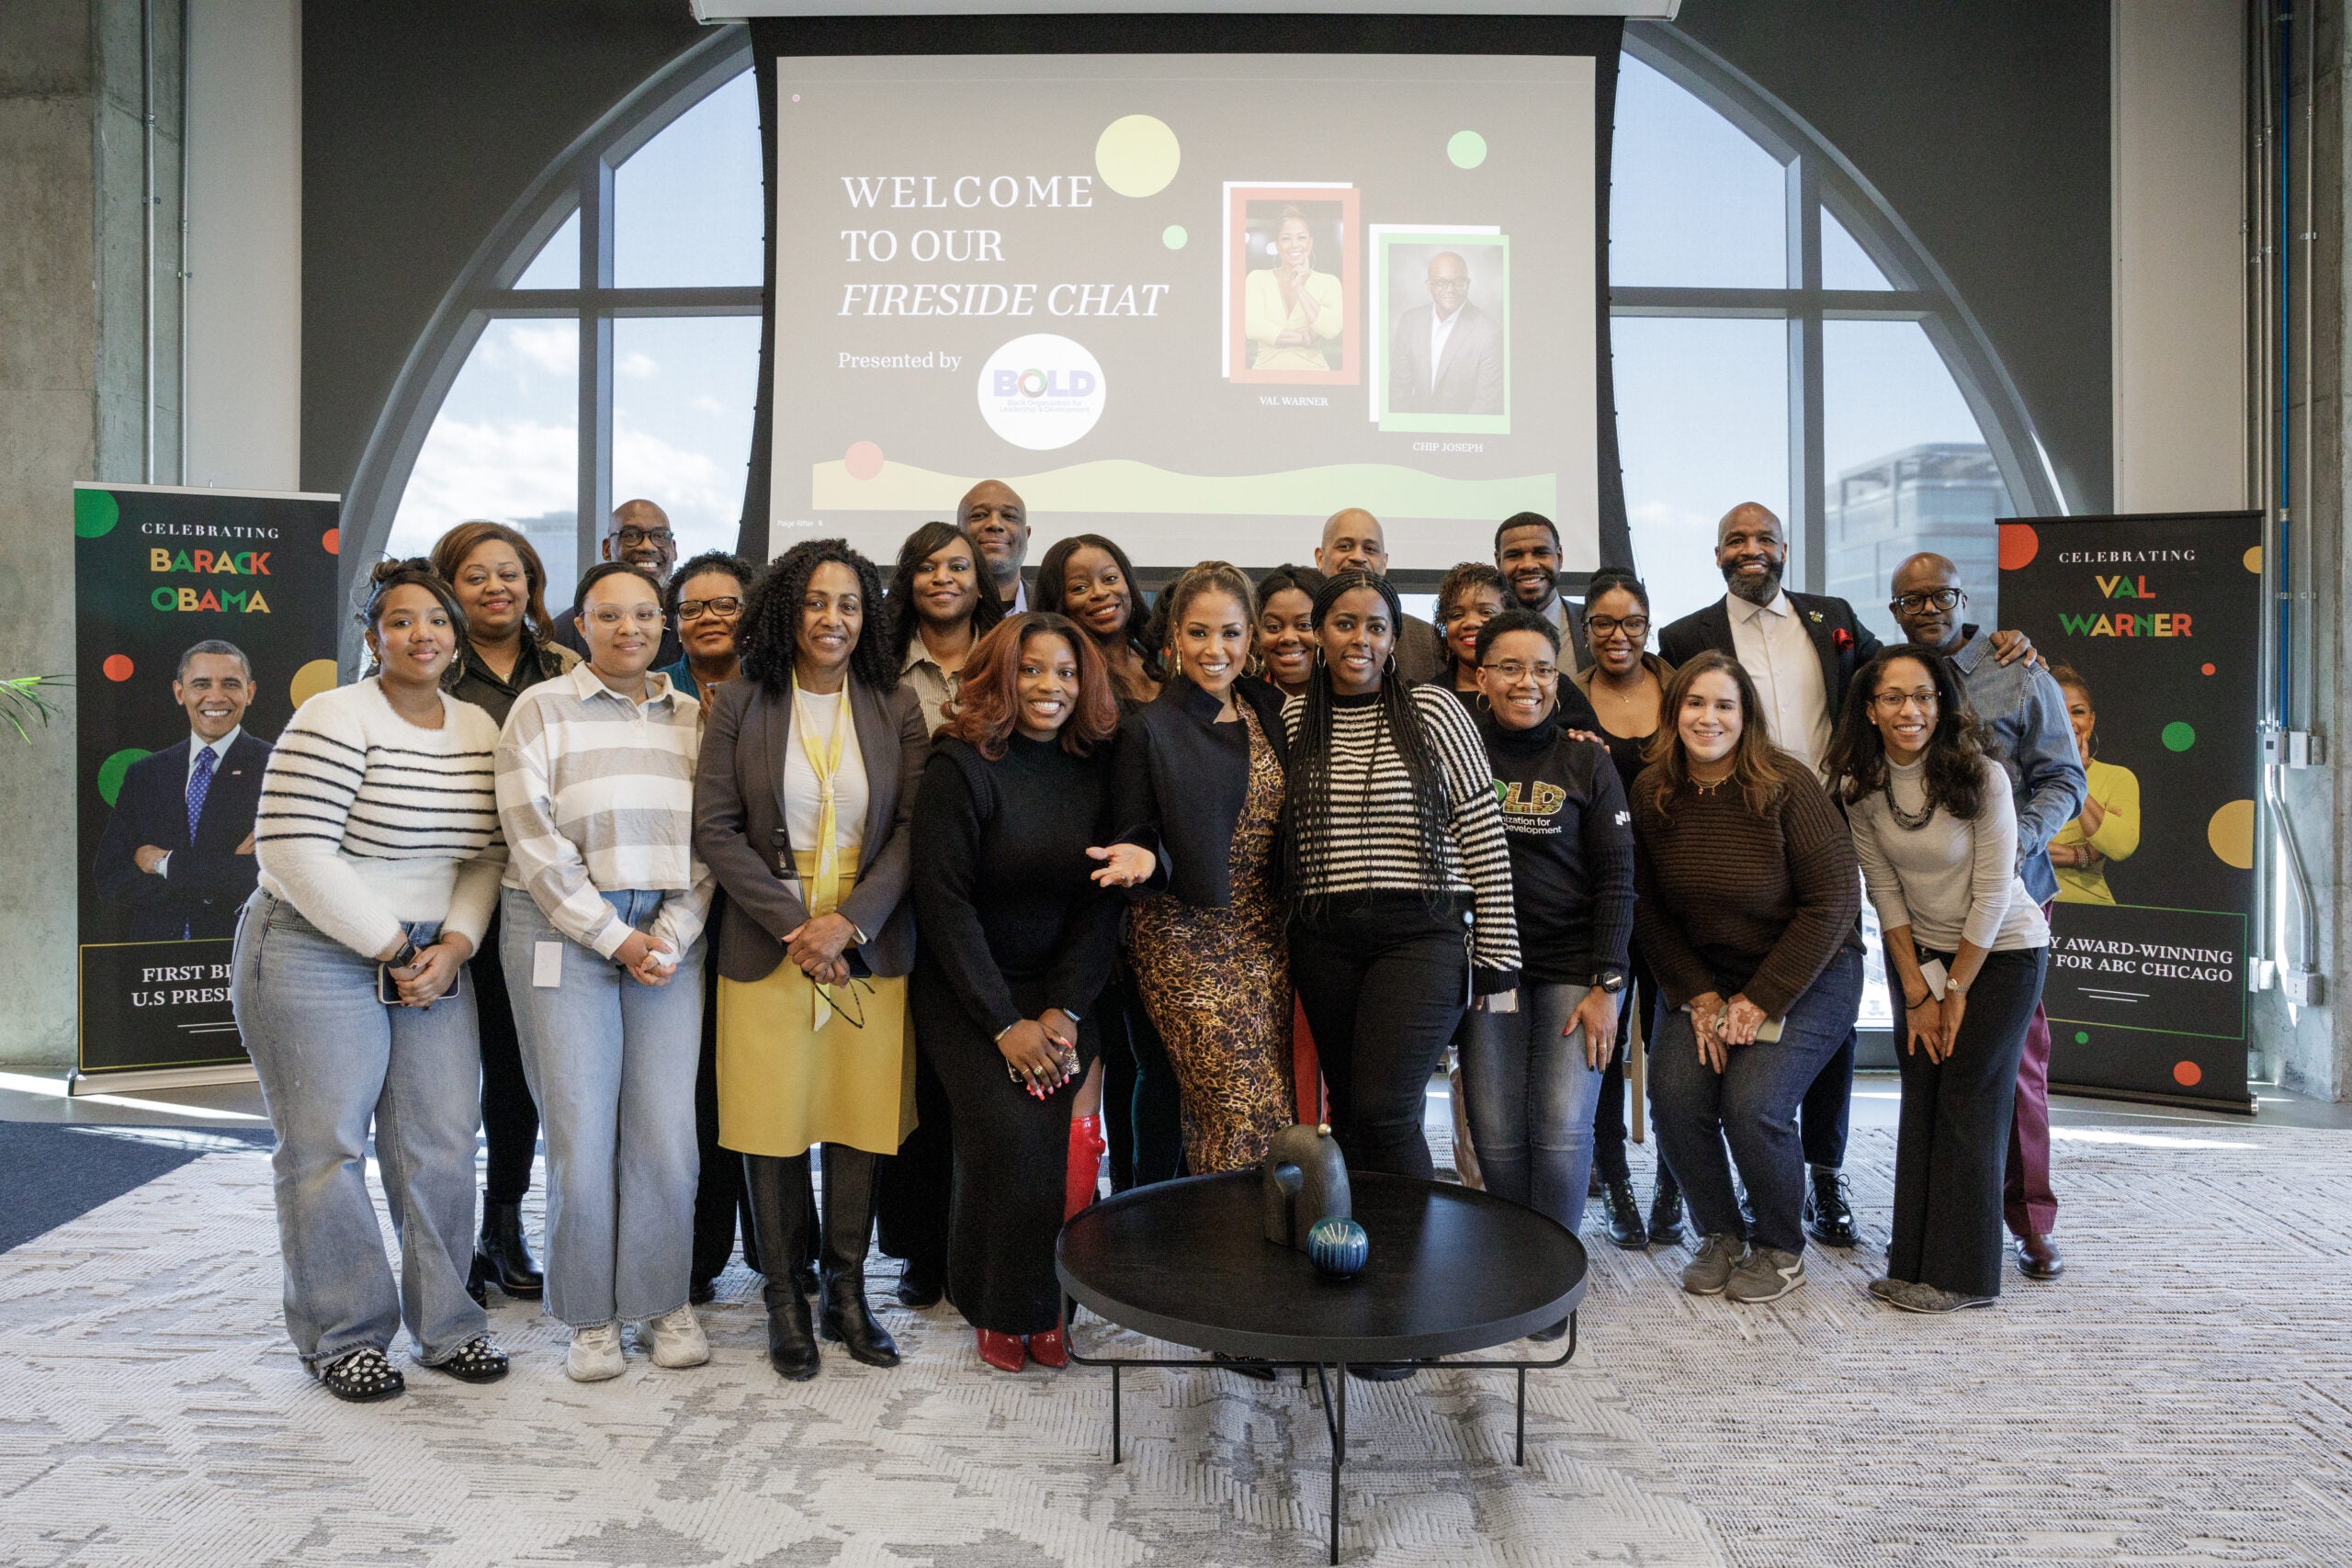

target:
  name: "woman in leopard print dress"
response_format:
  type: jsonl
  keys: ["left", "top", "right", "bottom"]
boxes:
{"left": 1117, "top": 563, "right": 1295, "bottom": 1171}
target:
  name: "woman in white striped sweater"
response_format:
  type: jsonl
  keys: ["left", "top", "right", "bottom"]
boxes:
{"left": 1282, "top": 570, "right": 1521, "bottom": 1210}
{"left": 495, "top": 560, "right": 716, "bottom": 1383}
{"left": 232, "top": 558, "right": 510, "bottom": 1403}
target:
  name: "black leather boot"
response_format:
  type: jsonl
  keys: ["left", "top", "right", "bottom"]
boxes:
{"left": 1804, "top": 1165, "right": 1859, "bottom": 1247}
{"left": 1647, "top": 1165, "right": 1687, "bottom": 1247}
{"left": 815, "top": 1145, "right": 900, "bottom": 1368}
{"left": 1602, "top": 1179, "right": 1649, "bottom": 1250}
{"left": 470, "top": 1200, "right": 544, "bottom": 1300}
{"left": 744, "top": 1153, "right": 820, "bottom": 1380}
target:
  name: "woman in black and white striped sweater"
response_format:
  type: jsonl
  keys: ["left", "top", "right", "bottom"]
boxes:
{"left": 1283, "top": 570, "right": 1520, "bottom": 1189}
{"left": 232, "top": 559, "right": 510, "bottom": 1404}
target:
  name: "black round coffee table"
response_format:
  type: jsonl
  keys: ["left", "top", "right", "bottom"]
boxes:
{"left": 1056, "top": 1170, "right": 1589, "bottom": 1563}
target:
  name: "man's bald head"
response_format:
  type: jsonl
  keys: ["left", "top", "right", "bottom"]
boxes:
{"left": 1426, "top": 252, "right": 1471, "bottom": 320}
{"left": 959, "top": 479, "right": 1030, "bottom": 598}
{"left": 1713, "top": 502, "right": 1787, "bottom": 606}
{"left": 606, "top": 497, "right": 677, "bottom": 574}
{"left": 1317, "top": 509, "right": 1388, "bottom": 577}
{"left": 1889, "top": 551, "right": 1968, "bottom": 653}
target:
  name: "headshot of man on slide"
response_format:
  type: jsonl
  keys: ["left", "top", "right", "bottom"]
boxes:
{"left": 1312, "top": 508, "right": 1441, "bottom": 685}
{"left": 1389, "top": 250, "right": 1504, "bottom": 416}
{"left": 959, "top": 479, "right": 1031, "bottom": 610}
{"left": 92, "top": 639, "right": 271, "bottom": 942}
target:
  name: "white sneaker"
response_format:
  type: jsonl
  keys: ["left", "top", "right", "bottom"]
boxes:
{"left": 642, "top": 1304, "right": 710, "bottom": 1369}
{"left": 566, "top": 1321, "right": 625, "bottom": 1382}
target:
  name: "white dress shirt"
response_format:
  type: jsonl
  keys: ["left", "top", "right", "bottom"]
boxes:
{"left": 1726, "top": 592, "right": 1831, "bottom": 778}
{"left": 159, "top": 728, "right": 242, "bottom": 878}
{"left": 1428, "top": 306, "right": 1461, "bottom": 393}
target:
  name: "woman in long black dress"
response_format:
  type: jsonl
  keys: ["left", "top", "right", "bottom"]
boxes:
{"left": 910, "top": 613, "right": 1152, "bottom": 1373}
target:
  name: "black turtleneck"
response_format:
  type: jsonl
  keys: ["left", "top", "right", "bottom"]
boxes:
{"left": 1476, "top": 705, "right": 1635, "bottom": 985}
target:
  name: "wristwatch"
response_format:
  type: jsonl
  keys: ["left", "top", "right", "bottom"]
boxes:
{"left": 1592, "top": 969, "right": 1628, "bottom": 995}
{"left": 1945, "top": 975, "right": 1970, "bottom": 998}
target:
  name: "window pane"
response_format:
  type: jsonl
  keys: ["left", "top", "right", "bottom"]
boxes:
{"left": 1611, "top": 57, "right": 1785, "bottom": 288}
{"left": 1821, "top": 209, "right": 1891, "bottom": 291}
{"left": 615, "top": 70, "right": 763, "bottom": 288}
{"left": 514, "top": 210, "right": 579, "bottom": 289}
{"left": 612, "top": 315, "right": 762, "bottom": 567}
{"left": 389, "top": 319, "right": 580, "bottom": 609}
{"left": 1822, "top": 321, "right": 2010, "bottom": 645}
{"left": 1612, "top": 316, "right": 1788, "bottom": 630}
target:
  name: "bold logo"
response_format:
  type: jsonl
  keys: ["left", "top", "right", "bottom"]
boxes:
{"left": 1497, "top": 780, "right": 1567, "bottom": 818}
{"left": 977, "top": 333, "right": 1105, "bottom": 450}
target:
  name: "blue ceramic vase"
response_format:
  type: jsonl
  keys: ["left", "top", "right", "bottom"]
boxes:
{"left": 1307, "top": 1216, "right": 1369, "bottom": 1280}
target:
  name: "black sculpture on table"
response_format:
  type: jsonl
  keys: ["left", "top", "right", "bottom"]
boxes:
{"left": 1261, "top": 1122, "right": 1351, "bottom": 1251}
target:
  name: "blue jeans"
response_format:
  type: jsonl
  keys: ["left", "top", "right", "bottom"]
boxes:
{"left": 501, "top": 886, "right": 702, "bottom": 1327}
{"left": 230, "top": 889, "right": 487, "bottom": 1367}
{"left": 1458, "top": 983, "right": 1606, "bottom": 1233}
{"left": 1649, "top": 949, "right": 1864, "bottom": 1255}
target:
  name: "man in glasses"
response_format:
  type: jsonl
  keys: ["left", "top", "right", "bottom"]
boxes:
{"left": 552, "top": 500, "right": 684, "bottom": 666}
{"left": 1494, "top": 512, "right": 1590, "bottom": 671}
{"left": 1388, "top": 250, "right": 1504, "bottom": 416}
{"left": 1888, "top": 550, "right": 2084, "bottom": 1284}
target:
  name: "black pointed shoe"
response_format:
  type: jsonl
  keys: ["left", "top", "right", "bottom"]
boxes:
{"left": 1602, "top": 1179, "right": 1649, "bottom": 1250}
{"left": 470, "top": 1200, "right": 544, "bottom": 1300}
{"left": 1803, "top": 1167, "right": 1859, "bottom": 1248}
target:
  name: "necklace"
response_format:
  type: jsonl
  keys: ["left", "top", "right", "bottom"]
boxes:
{"left": 1883, "top": 774, "right": 1936, "bottom": 831}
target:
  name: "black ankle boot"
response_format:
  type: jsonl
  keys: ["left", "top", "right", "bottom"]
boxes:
{"left": 744, "top": 1153, "right": 820, "bottom": 1380}
{"left": 1804, "top": 1165, "right": 1859, "bottom": 1247}
{"left": 898, "top": 1255, "right": 945, "bottom": 1309}
{"left": 1602, "top": 1179, "right": 1648, "bottom": 1250}
{"left": 1647, "top": 1168, "right": 1687, "bottom": 1247}
{"left": 815, "top": 1146, "right": 900, "bottom": 1368}
{"left": 471, "top": 1200, "right": 544, "bottom": 1300}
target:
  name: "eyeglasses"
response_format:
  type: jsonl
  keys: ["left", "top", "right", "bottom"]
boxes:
{"left": 1482, "top": 660, "right": 1560, "bottom": 684}
{"left": 677, "top": 597, "right": 742, "bottom": 622}
{"left": 587, "top": 606, "right": 666, "bottom": 628}
{"left": 1871, "top": 690, "right": 1939, "bottom": 713}
{"left": 1428, "top": 276, "right": 1469, "bottom": 292}
{"left": 1890, "top": 588, "right": 1963, "bottom": 614}
{"left": 1588, "top": 615, "right": 1649, "bottom": 640}
{"left": 616, "top": 526, "right": 674, "bottom": 548}
{"left": 815, "top": 974, "right": 877, "bottom": 1029}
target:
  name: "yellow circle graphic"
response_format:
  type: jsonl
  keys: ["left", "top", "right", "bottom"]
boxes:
{"left": 2207, "top": 798, "right": 2255, "bottom": 869}
{"left": 1094, "top": 115, "right": 1180, "bottom": 198}
{"left": 290, "top": 658, "right": 341, "bottom": 710}
{"left": 2242, "top": 545, "right": 2263, "bottom": 573}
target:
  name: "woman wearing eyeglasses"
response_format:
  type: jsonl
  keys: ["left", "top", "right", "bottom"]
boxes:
{"left": 659, "top": 550, "right": 752, "bottom": 705}
{"left": 1568, "top": 567, "right": 1683, "bottom": 1251}
{"left": 1459, "top": 609, "right": 1634, "bottom": 1316}
{"left": 495, "top": 561, "right": 715, "bottom": 1381}
{"left": 693, "top": 540, "right": 929, "bottom": 1381}
{"left": 1827, "top": 647, "right": 2049, "bottom": 1313}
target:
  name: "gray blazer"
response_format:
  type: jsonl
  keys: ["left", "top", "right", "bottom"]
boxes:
{"left": 693, "top": 674, "right": 930, "bottom": 983}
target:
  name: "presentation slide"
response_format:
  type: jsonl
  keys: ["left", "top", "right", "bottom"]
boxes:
{"left": 768, "top": 52, "right": 1598, "bottom": 573}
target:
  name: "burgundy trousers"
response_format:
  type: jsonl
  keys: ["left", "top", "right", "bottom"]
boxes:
{"left": 2003, "top": 898, "right": 2060, "bottom": 1237}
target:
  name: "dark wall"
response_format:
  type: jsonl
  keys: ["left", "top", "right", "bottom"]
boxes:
{"left": 300, "top": 0, "right": 707, "bottom": 497}
{"left": 300, "top": 2, "right": 2114, "bottom": 515}
{"left": 1670, "top": 0, "right": 2113, "bottom": 513}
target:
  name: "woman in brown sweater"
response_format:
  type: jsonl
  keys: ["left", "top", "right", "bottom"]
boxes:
{"left": 1632, "top": 651, "right": 1862, "bottom": 1306}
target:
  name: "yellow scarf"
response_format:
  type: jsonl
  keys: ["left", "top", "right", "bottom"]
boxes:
{"left": 795, "top": 686, "right": 850, "bottom": 1028}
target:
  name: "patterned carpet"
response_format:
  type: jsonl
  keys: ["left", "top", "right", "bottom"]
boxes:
{"left": 3, "top": 1121, "right": 2349, "bottom": 1567}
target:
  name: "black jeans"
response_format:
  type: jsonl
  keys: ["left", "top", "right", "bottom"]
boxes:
{"left": 1888, "top": 945, "right": 2047, "bottom": 1298}
{"left": 1591, "top": 946, "right": 1663, "bottom": 1187}
{"left": 1290, "top": 892, "right": 1470, "bottom": 1180}
{"left": 1798, "top": 1021, "right": 1858, "bottom": 1171}
{"left": 469, "top": 908, "right": 540, "bottom": 1205}
{"left": 691, "top": 944, "right": 759, "bottom": 1282}
{"left": 1101, "top": 960, "right": 1183, "bottom": 1191}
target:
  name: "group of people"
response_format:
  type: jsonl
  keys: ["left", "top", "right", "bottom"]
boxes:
{"left": 230, "top": 483, "right": 2093, "bottom": 1406}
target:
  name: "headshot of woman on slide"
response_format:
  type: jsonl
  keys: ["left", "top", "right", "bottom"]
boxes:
{"left": 2045, "top": 665, "right": 2139, "bottom": 907}
{"left": 1244, "top": 205, "right": 1342, "bottom": 372}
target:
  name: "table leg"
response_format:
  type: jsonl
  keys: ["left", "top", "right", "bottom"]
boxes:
{"left": 1111, "top": 1363, "right": 1122, "bottom": 1464}
{"left": 1515, "top": 1368, "right": 1526, "bottom": 1466}
{"left": 1330, "top": 1363, "right": 1347, "bottom": 1565}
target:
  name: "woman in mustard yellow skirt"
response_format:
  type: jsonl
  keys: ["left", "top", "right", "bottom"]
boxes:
{"left": 692, "top": 538, "right": 930, "bottom": 1381}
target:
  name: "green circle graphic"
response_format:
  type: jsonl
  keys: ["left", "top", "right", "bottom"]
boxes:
{"left": 1447, "top": 130, "right": 1488, "bottom": 169}
{"left": 74, "top": 489, "right": 120, "bottom": 538}
{"left": 1162, "top": 224, "right": 1188, "bottom": 250}
{"left": 2162, "top": 721, "right": 2196, "bottom": 751}
{"left": 2074, "top": 1031, "right": 2090, "bottom": 1045}
{"left": 97, "top": 747, "right": 153, "bottom": 807}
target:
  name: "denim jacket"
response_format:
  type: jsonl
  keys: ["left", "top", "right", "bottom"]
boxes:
{"left": 1951, "top": 625, "right": 2086, "bottom": 906}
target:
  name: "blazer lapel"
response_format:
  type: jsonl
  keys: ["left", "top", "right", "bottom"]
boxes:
{"left": 766, "top": 685, "right": 797, "bottom": 853}
{"left": 848, "top": 680, "right": 893, "bottom": 872}
{"left": 1700, "top": 599, "right": 1736, "bottom": 657}
{"left": 1794, "top": 595, "right": 1844, "bottom": 716}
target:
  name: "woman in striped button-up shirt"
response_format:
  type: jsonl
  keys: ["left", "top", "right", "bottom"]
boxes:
{"left": 495, "top": 560, "right": 715, "bottom": 1384}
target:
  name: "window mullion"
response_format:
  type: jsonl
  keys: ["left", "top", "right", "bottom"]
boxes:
{"left": 578, "top": 158, "right": 616, "bottom": 578}
{"left": 1785, "top": 154, "right": 1826, "bottom": 594}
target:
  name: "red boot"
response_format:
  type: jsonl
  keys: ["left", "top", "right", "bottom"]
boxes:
{"left": 1027, "top": 1325, "right": 1069, "bottom": 1368}
{"left": 976, "top": 1329, "right": 1026, "bottom": 1373}
{"left": 1065, "top": 1112, "right": 1107, "bottom": 1220}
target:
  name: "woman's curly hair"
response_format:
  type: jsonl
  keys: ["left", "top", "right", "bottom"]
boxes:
{"left": 738, "top": 538, "right": 898, "bottom": 695}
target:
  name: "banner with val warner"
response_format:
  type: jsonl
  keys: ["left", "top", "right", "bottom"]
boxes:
{"left": 73, "top": 483, "right": 342, "bottom": 1082}
{"left": 1998, "top": 512, "right": 2260, "bottom": 1109}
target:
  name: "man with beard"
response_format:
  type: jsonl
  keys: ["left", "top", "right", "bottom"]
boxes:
{"left": 1659, "top": 502, "right": 2036, "bottom": 1250}
{"left": 1886, "top": 550, "right": 2082, "bottom": 1283}
{"left": 1495, "top": 511, "right": 1589, "bottom": 671}
{"left": 1312, "top": 507, "right": 1442, "bottom": 684}
{"left": 959, "top": 479, "right": 1032, "bottom": 611}
{"left": 551, "top": 499, "right": 683, "bottom": 666}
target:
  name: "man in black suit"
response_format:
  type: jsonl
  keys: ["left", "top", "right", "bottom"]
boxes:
{"left": 1312, "top": 507, "right": 1442, "bottom": 684}
{"left": 93, "top": 640, "right": 271, "bottom": 942}
{"left": 1659, "top": 502, "right": 2037, "bottom": 1248}
{"left": 1387, "top": 251, "right": 1504, "bottom": 416}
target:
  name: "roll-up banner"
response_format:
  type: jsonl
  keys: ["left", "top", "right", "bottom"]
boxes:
{"left": 72, "top": 482, "right": 344, "bottom": 1092}
{"left": 1996, "top": 512, "right": 2261, "bottom": 1111}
